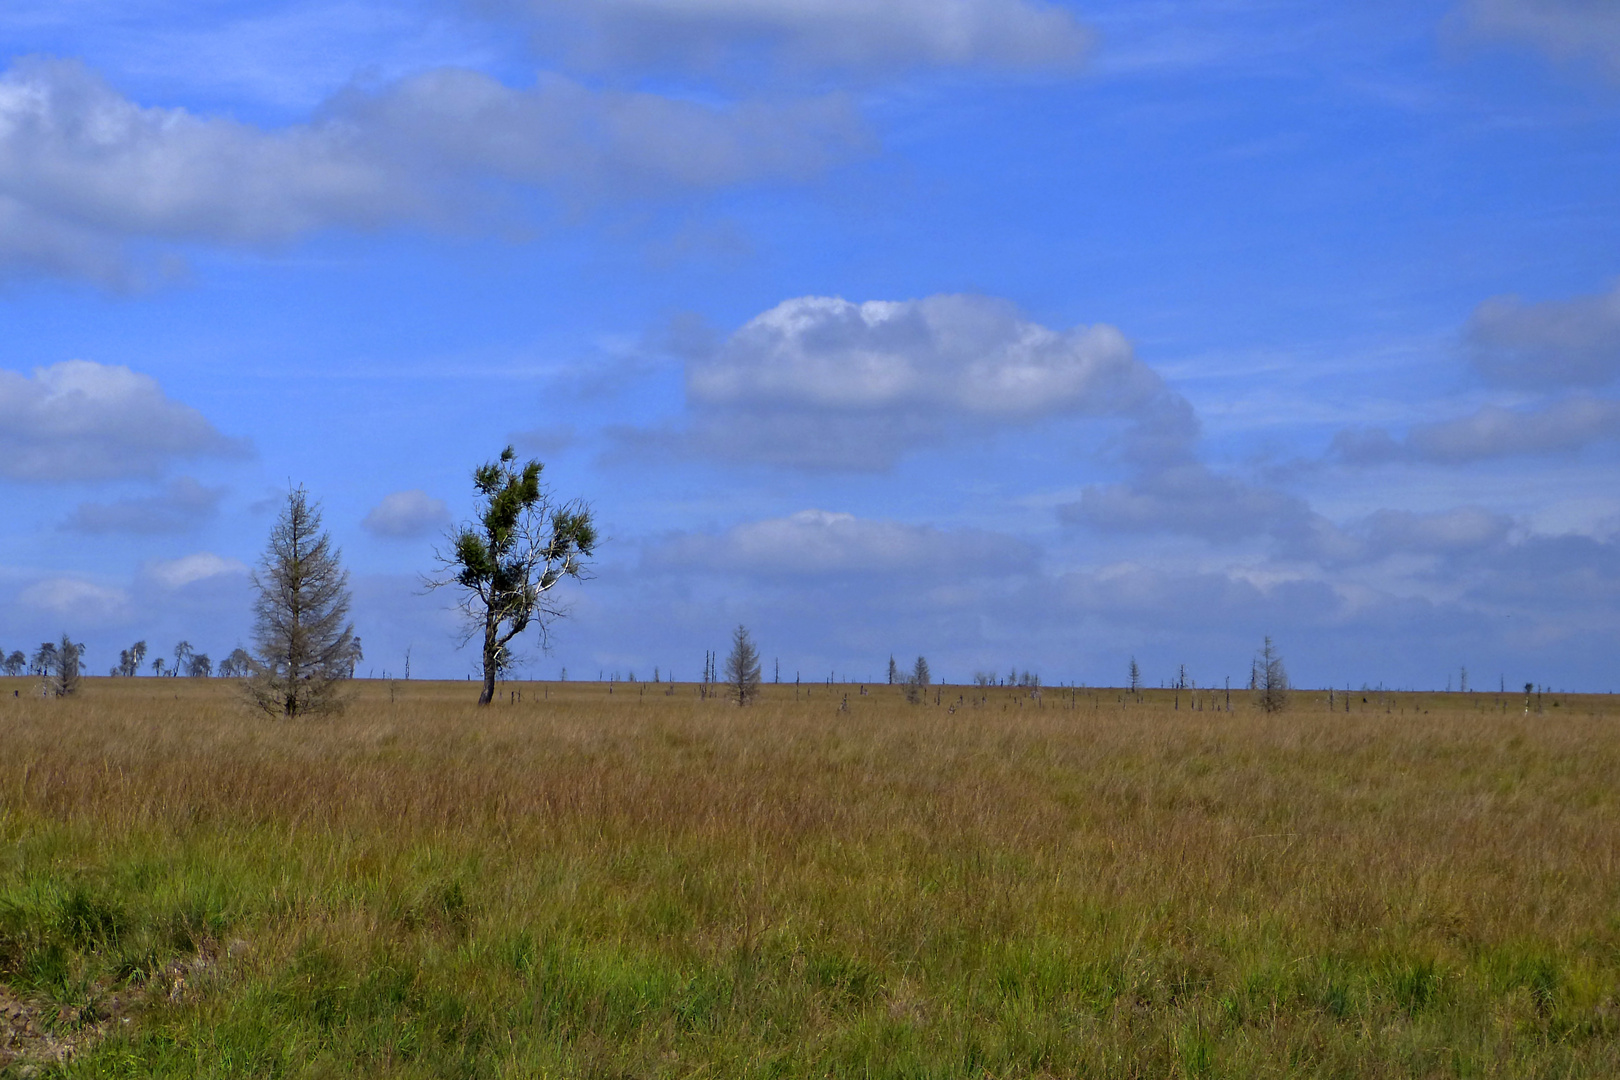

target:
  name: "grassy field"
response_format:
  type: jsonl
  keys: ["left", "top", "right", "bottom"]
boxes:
{"left": 1, "top": 676, "right": 1616, "bottom": 1078}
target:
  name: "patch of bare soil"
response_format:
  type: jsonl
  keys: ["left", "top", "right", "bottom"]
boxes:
{"left": 0, "top": 981, "right": 108, "bottom": 1073}
{"left": 0, "top": 939, "right": 238, "bottom": 1074}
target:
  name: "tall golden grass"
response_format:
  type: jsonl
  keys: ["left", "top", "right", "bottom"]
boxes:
{"left": 1, "top": 676, "right": 1616, "bottom": 1076}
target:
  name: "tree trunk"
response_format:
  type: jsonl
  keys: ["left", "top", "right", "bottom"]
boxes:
{"left": 478, "top": 613, "right": 498, "bottom": 705}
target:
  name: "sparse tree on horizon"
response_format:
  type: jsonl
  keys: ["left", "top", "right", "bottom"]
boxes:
{"left": 44, "top": 635, "right": 82, "bottom": 697}
{"left": 172, "top": 640, "right": 193, "bottom": 678}
{"left": 430, "top": 446, "right": 596, "bottom": 706}
{"left": 246, "top": 486, "right": 356, "bottom": 718}
{"left": 219, "top": 648, "right": 253, "bottom": 679}
{"left": 2, "top": 650, "right": 24, "bottom": 676}
{"left": 1128, "top": 657, "right": 1141, "bottom": 695}
{"left": 725, "top": 625, "right": 762, "bottom": 705}
{"left": 1255, "top": 636, "right": 1289, "bottom": 713}
{"left": 887, "top": 655, "right": 898, "bottom": 685}
{"left": 114, "top": 640, "right": 147, "bottom": 677}
{"left": 905, "top": 655, "right": 930, "bottom": 704}
{"left": 31, "top": 642, "right": 57, "bottom": 678}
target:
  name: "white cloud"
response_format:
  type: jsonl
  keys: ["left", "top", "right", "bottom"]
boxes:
{"left": 18, "top": 576, "right": 130, "bottom": 622}
{"left": 644, "top": 509, "right": 1037, "bottom": 578}
{"left": 0, "top": 360, "right": 247, "bottom": 480}
{"left": 493, "top": 0, "right": 1092, "bottom": 73}
{"left": 1332, "top": 396, "right": 1620, "bottom": 464}
{"left": 0, "top": 56, "right": 867, "bottom": 283}
{"left": 693, "top": 296, "right": 1155, "bottom": 416}
{"left": 1460, "top": 0, "right": 1620, "bottom": 78}
{"left": 362, "top": 489, "right": 452, "bottom": 538}
{"left": 652, "top": 294, "right": 1195, "bottom": 469}
{"left": 1466, "top": 281, "right": 1620, "bottom": 389}
{"left": 144, "top": 551, "right": 249, "bottom": 590}
{"left": 64, "top": 476, "right": 223, "bottom": 533}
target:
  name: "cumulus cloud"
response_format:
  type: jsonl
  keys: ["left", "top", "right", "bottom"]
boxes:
{"left": 643, "top": 509, "right": 1037, "bottom": 578}
{"left": 1465, "top": 281, "right": 1620, "bottom": 389}
{"left": 362, "top": 489, "right": 452, "bottom": 538}
{"left": 1332, "top": 395, "right": 1620, "bottom": 465}
{"left": 490, "top": 0, "right": 1092, "bottom": 73}
{"left": 1052, "top": 561, "right": 1343, "bottom": 631}
{"left": 1455, "top": 531, "right": 1620, "bottom": 617}
{"left": 63, "top": 476, "right": 223, "bottom": 533}
{"left": 645, "top": 294, "right": 1195, "bottom": 469}
{"left": 17, "top": 576, "right": 130, "bottom": 623}
{"left": 1274, "top": 506, "right": 1519, "bottom": 568}
{"left": 1460, "top": 0, "right": 1620, "bottom": 77}
{"left": 0, "top": 56, "right": 866, "bottom": 283}
{"left": 1058, "top": 463, "right": 1313, "bottom": 543}
{"left": 1359, "top": 506, "right": 1515, "bottom": 556}
{"left": 0, "top": 360, "right": 247, "bottom": 481}
{"left": 143, "top": 551, "right": 250, "bottom": 590}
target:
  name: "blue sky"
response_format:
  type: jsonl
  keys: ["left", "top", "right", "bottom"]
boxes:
{"left": 3, "top": 0, "right": 1618, "bottom": 690}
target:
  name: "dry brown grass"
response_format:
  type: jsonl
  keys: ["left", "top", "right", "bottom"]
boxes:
{"left": 1, "top": 676, "right": 1616, "bottom": 1077}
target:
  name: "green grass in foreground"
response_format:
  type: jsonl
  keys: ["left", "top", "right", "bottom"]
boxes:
{"left": 1, "top": 678, "right": 1617, "bottom": 1077}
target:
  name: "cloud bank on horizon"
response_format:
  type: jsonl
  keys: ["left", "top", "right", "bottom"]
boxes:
{"left": 1, "top": 0, "right": 1618, "bottom": 691}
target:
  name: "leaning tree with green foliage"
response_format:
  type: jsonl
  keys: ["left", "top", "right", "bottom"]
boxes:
{"left": 246, "top": 487, "right": 357, "bottom": 718}
{"left": 431, "top": 446, "right": 596, "bottom": 705}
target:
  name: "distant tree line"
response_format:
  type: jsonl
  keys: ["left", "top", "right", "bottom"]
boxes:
{"left": 105, "top": 639, "right": 258, "bottom": 679}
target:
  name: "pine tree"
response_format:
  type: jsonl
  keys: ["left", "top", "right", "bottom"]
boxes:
{"left": 1256, "top": 636, "right": 1289, "bottom": 713}
{"left": 905, "top": 655, "right": 930, "bottom": 704}
{"left": 246, "top": 487, "right": 356, "bottom": 718}
{"left": 725, "top": 625, "right": 762, "bottom": 705}
{"left": 45, "top": 635, "right": 81, "bottom": 697}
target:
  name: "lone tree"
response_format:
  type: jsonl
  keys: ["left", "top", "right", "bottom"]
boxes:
{"left": 44, "top": 635, "right": 82, "bottom": 697}
{"left": 905, "top": 655, "right": 931, "bottom": 704}
{"left": 725, "top": 625, "right": 762, "bottom": 705}
{"left": 432, "top": 446, "right": 596, "bottom": 705}
{"left": 246, "top": 486, "right": 357, "bottom": 718}
{"left": 1254, "top": 636, "right": 1289, "bottom": 713}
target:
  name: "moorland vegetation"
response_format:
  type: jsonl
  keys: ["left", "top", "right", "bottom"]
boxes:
{"left": 2, "top": 677, "right": 1616, "bottom": 1077}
